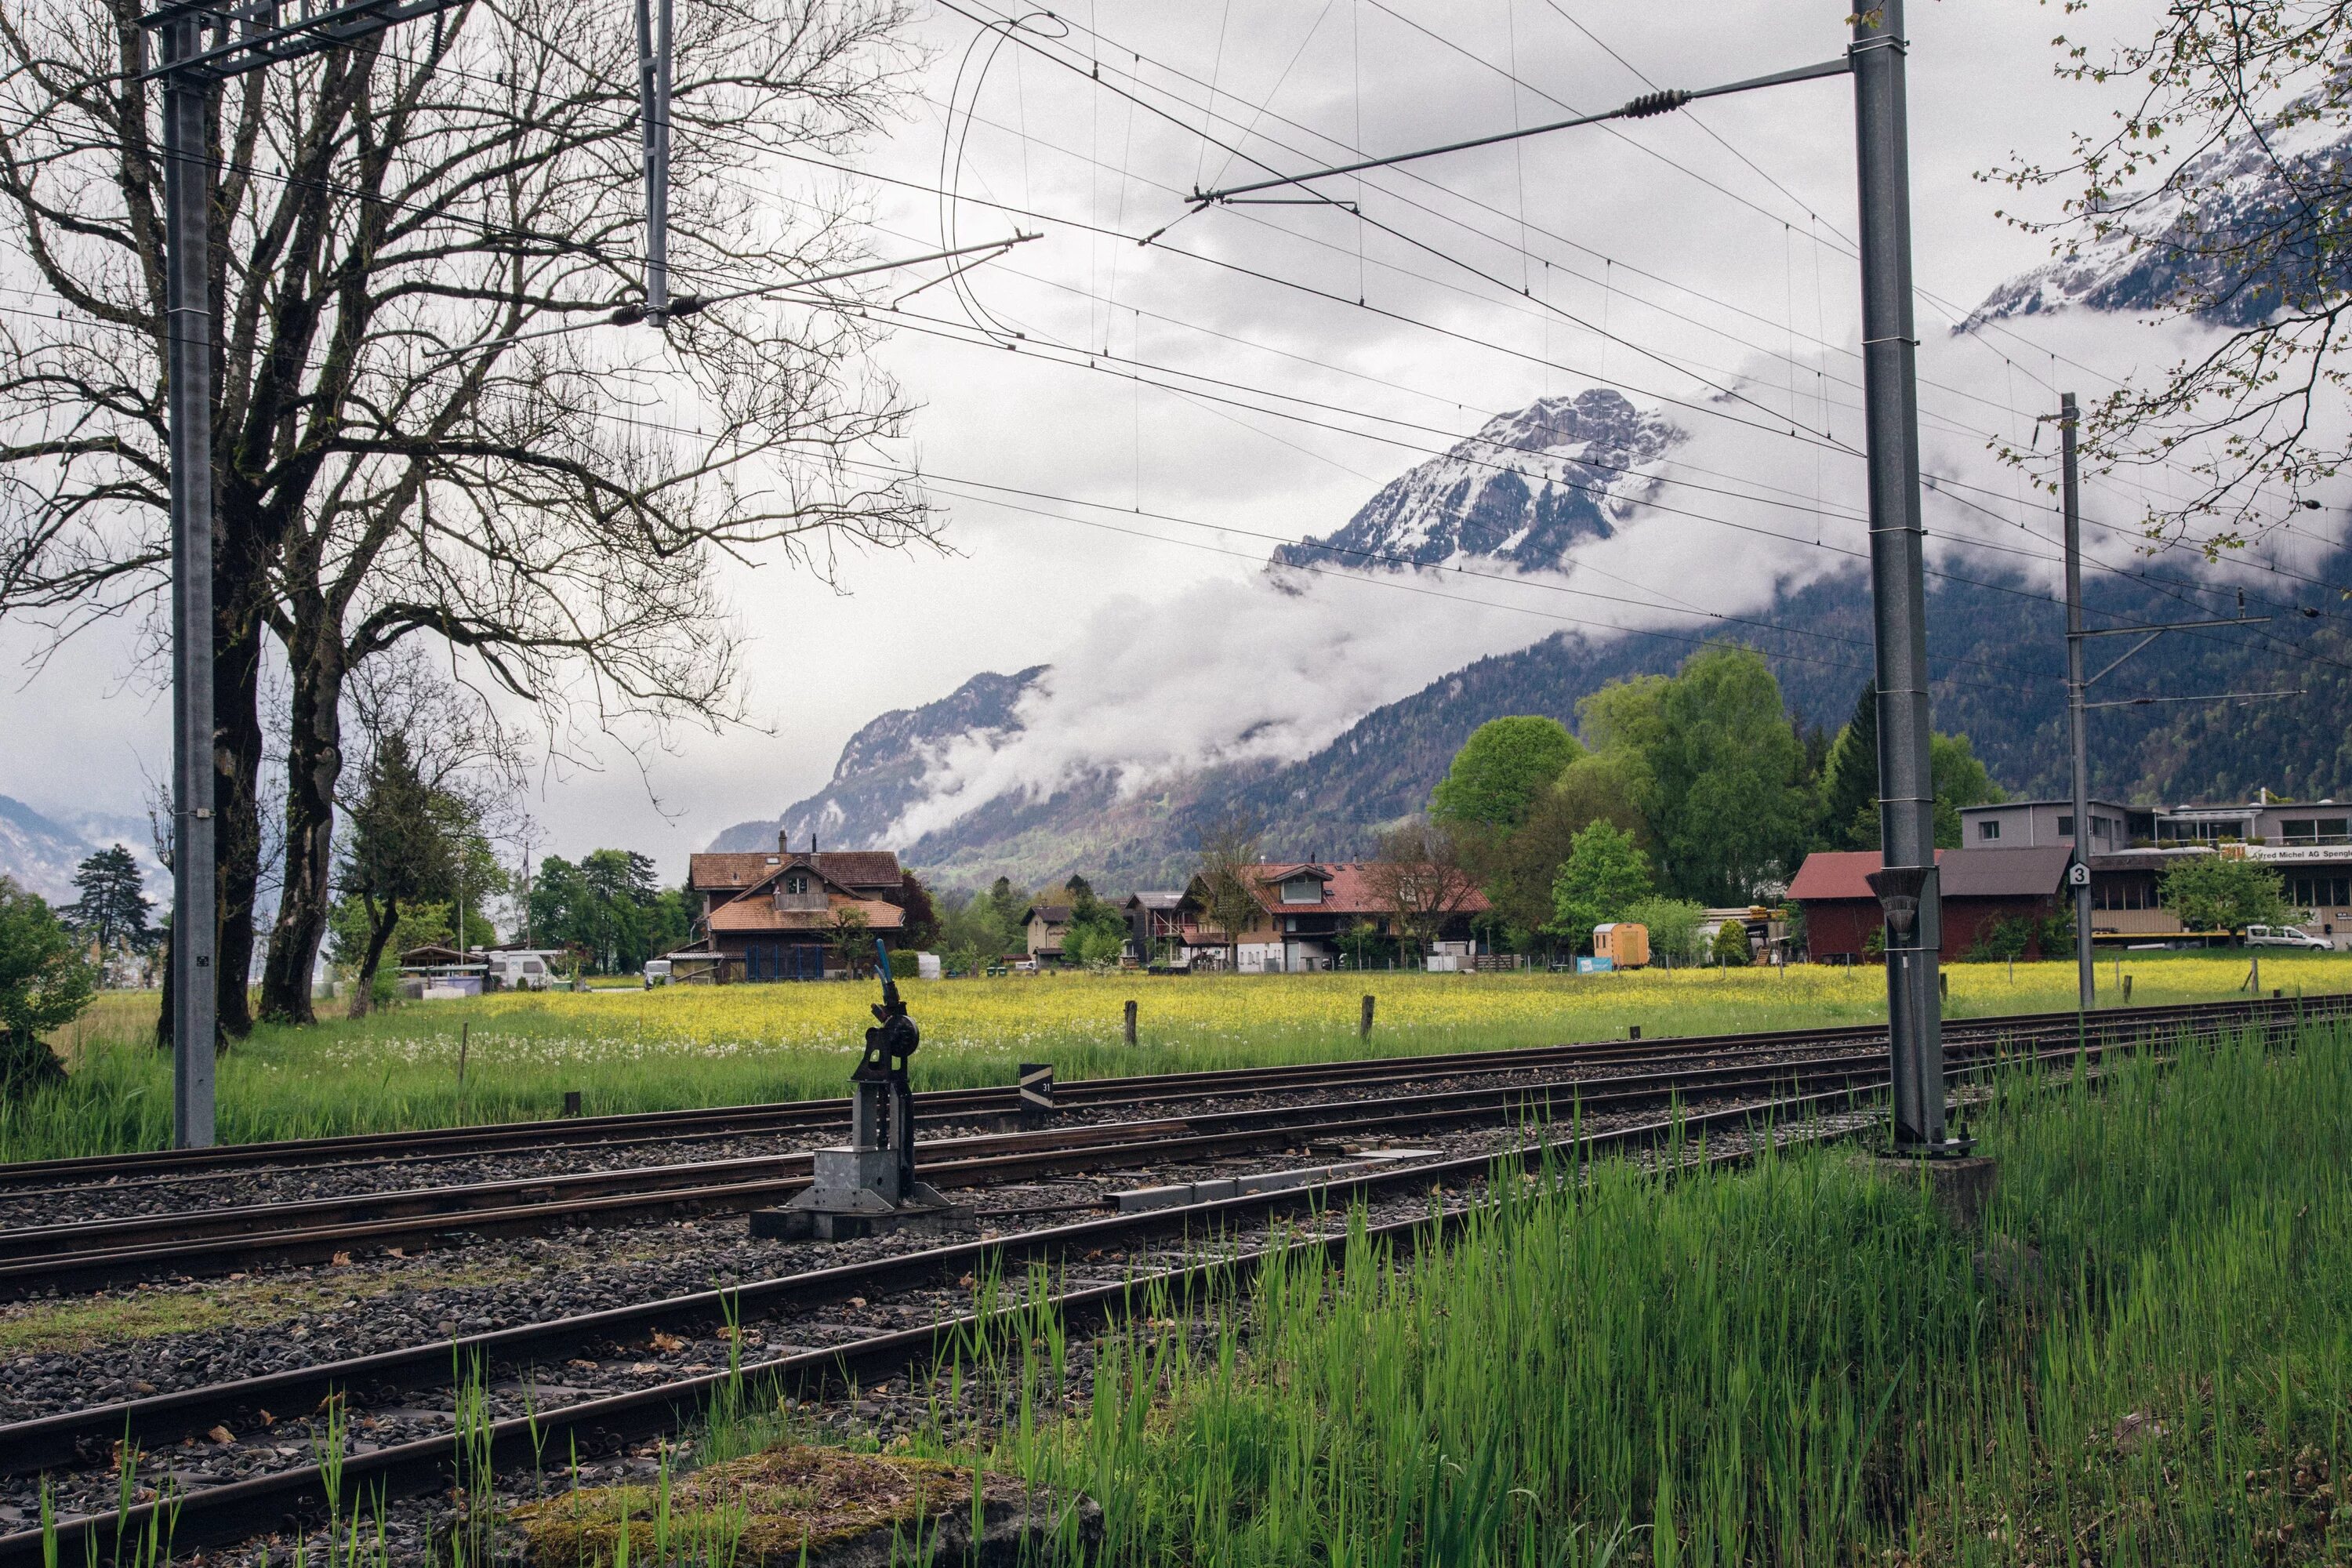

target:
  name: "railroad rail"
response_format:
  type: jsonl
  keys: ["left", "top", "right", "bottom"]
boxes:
{"left": 0, "top": 1051, "right": 1897, "bottom": 1296}
{"left": 2, "top": 994, "right": 2337, "bottom": 1566}
{"left": 1, "top": 993, "right": 2329, "bottom": 1195}
{"left": 0, "top": 1082, "right": 1915, "bottom": 1564}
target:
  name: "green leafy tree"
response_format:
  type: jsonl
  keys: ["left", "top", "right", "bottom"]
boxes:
{"left": 1431, "top": 716, "right": 1581, "bottom": 833}
{"left": 1459, "top": 750, "right": 1646, "bottom": 949}
{"left": 1817, "top": 683, "right": 1879, "bottom": 851}
{"left": 935, "top": 890, "right": 1012, "bottom": 975}
{"left": 1062, "top": 909, "right": 1128, "bottom": 970}
{"left": 63, "top": 845, "right": 154, "bottom": 963}
{"left": 336, "top": 736, "right": 464, "bottom": 1018}
{"left": 1646, "top": 648, "right": 1812, "bottom": 906}
{"left": 985, "top": 877, "right": 1030, "bottom": 938}
{"left": 526, "top": 849, "right": 679, "bottom": 974}
{"left": 0, "top": 877, "right": 93, "bottom": 1094}
{"left": 1548, "top": 821, "right": 1653, "bottom": 953}
{"left": 1711, "top": 916, "right": 1753, "bottom": 967}
{"left": 1622, "top": 895, "right": 1707, "bottom": 965}
{"left": 1820, "top": 680, "right": 2008, "bottom": 850}
{"left": 2161, "top": 856, "right": 2293, "bottom": 938}
{"left": 1058, "top": 874, "right": 1130, "bottom": 970}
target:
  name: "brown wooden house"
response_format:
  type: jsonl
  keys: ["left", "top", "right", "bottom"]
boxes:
{"left": 674, "top": 840, "right": 909, "bottom": 982}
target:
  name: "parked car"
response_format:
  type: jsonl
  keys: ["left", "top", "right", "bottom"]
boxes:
{"left": 643, "top": 959, "right": 672, "bottom": 988}
{"left": 2245, "top": 924, "right": 2332, "bottom": 950}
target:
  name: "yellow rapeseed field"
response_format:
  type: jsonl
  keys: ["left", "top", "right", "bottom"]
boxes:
{"left": 22, "top": 952, "right": 2346, "bottom": 1157}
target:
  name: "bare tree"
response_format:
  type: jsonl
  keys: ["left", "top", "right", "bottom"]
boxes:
{"left": 0, "top": 0, "right": 936, "bottom": 1035}
{"left": 1364, "top": 818, "right": 1481, "bottom": 960}
{"left": 1192, "top": 812, "right": 1265, "bottom": 973}
{"left": 1991, "top": 2, "right": 2352, "bottom": 551}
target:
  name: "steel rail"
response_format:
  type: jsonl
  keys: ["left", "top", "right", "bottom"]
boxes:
{"left": 0, "top": 1078, "right": 1906, "bottom": 1563}
{"left": 0, "top": 993, "right": 2325, "bottom": 1192}
{"left": 7, "top": 996, "right": 2326, "bottom": 1263}
{"left": 0, "top": 1051, "right": 1918, "bottom": 1295}
{"left": 2, "top": 996, "right": 2321, "bottom": 1490}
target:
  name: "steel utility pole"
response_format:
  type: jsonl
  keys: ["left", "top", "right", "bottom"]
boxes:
{"left": 1851, "top": 0, "right": 1951, "bottom": 1153}
{"left": 2043, "top": 389, "right": 2292, "bottom": 1005}
{"left": 1183, "top": 2, "right": 1973, "bottom": 1153}
{"left": 633, "top": 0, "right": 672, "bottom": 322}
{"left": 2061, "top": 393, "right": 2095, "bottom": 1011}
{"left": 162, "top": 10, "right": 216, "bottom": 1149}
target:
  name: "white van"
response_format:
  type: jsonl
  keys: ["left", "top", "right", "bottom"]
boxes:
{"left": 2245, "top": 924, "right": 2332, "bottom": 950}
{"left": 643, "top": 959, "right": 673, "bottom": 988}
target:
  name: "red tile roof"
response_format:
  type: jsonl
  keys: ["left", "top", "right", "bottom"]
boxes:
{"left": 706, "top": 895, "right": 906, "bottom": 934}
{"left": 688, "top": 850, "right": 904, "bottom": 895}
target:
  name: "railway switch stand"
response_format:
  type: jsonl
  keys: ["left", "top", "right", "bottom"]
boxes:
{"left": 753, "top": 943, "right": 968, "bottom": 1241}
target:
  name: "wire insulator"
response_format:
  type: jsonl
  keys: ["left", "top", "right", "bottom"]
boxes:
{"left": 1621, "top": 89, "right": 1690, "bottom": 118}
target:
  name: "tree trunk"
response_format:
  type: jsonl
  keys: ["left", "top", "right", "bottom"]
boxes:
{"left": 213, "top": 597, "right": 268, "bottom": 1040}
{"left": 349, "top": 895, "right": 399, "bottom": 1021}
{"left": 154, "top": 928, "right": 172, "bottom": 1048}
{"left": 260, "top": 625, "right": 345, "bottom": 1024}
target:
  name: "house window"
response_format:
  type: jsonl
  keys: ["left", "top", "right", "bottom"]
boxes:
{"left": 2056, "top": 815, "right": 2074, "bottom": 838}
{"left": 2094, "top": 880, "right": 2153, "bottom": 911}
{"left": 2289, "top": 875, "right": 2352, "bottom": 908}
{"left": 1977, "top": 820, "right": 2001, "bottom": 842}
{"left": 2284, "top": 818, "right": 2352, "bottom": 844}
{"left": 783, "top": 873, "right": 809, "bottom": 895}
{"left": 1279, "top": 878, "right": 1323, "bottom": 904}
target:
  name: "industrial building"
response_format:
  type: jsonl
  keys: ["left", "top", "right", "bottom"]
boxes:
{"left": 1955, "top": 796, "right": 2352, "bottom": 946}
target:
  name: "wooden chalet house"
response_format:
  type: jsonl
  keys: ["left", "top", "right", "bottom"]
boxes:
{"left": 673, "top": 840, "right": 909, "bottom": 982}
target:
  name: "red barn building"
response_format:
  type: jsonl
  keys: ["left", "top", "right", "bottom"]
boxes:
{"left": 1790, "top": 846, "right": 2074, "bottom": 962}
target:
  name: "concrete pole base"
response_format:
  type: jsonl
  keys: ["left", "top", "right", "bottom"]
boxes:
{"left": 1867, "top": 1152, "right": 1998, "bottom": 1232}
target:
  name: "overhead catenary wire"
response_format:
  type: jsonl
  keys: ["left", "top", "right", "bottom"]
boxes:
{"left": 18, "top": 16, "right": 2348, "bottom": 680}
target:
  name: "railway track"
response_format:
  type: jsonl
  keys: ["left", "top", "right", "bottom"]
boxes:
{"left": 1, "top": 993, "right": 2335, "bottom": 1566}
{"left": 6, "top": 994, "right": 2332, "bottom": 1298}
{"left": 0, "top": 1082, "right": 1907, "bottom": 1565}
{"left": 0, "top": 1050, "right": 1898, "bottom": 1296}
{"left": 1, "top": 993, "right": 2327, "bottom": 1200}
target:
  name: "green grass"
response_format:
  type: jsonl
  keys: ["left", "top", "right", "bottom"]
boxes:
{"left": 9, "top": 952, "right": 2345, "bottom": 1164}
{"left": 908, "top": 1018, "right": 2352, "bottom": 1566}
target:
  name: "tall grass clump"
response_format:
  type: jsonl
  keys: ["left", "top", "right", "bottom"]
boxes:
{"left": 963, "top": 1020, "right": 2352, "bottom": 1566}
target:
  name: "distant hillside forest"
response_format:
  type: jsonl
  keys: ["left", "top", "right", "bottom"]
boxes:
{"left": 717, "top": 543, "right": 2352, "bottom": 895}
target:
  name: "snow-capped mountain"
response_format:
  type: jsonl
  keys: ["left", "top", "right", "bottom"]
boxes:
{"left": 709, "top": 667, "right": 1046, "bottom": 855}
{"left": 1965, "top": 82, "right": 2352, "bottom": 329}
{"left": 1269, "top": 388, "right": 1679, "bottom": 573}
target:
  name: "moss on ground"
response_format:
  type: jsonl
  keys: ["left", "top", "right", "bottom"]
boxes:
{"left": 509, "top": 1445, "right": 981, "bottom": 1568}
{"left": 0, "top": 1258, "right": 531, "bottom": 1352}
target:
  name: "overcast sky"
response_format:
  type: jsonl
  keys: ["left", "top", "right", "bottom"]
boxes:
{"left": 5, "top": 0, "right": 2251, "bottom": 883}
